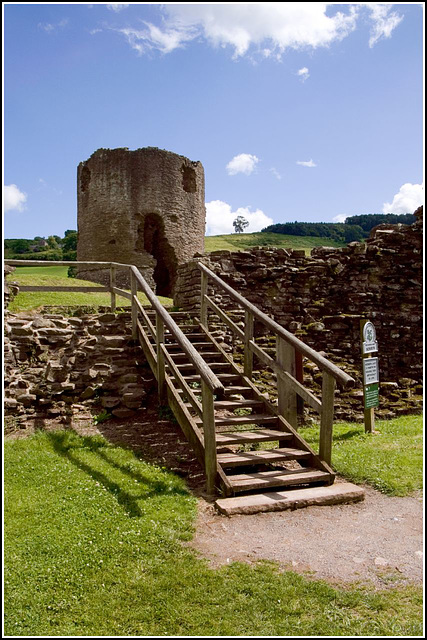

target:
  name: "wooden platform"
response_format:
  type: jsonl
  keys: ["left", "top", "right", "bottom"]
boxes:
{"left": 215, "top": 482, "right": 365, "bottom": 516}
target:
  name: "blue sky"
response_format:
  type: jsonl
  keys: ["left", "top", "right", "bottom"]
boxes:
{"left": 3, "top": 2, "right": 424, "bottom": 239}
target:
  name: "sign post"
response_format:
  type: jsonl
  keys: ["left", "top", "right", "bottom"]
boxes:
{"left": 361, "top": 319, "right": 379, "bottom": 433}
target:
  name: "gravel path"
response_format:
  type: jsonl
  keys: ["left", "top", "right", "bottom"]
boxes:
{"left": 189, "top": 482, "right": 423, "bottom": 588}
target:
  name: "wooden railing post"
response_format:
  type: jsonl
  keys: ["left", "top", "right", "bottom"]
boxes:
{"left": 200, "top": 269, "right": 208, "bottom": 327}
{"left": 201, "top": 379, "right": 217, "bottom": 495}
{"left": 276, "top": 337, "right": 298, "bottom": 429}
{"left": 319, "top": 371, "right": 336, "bottom": 465}
{"left": 244, "top": 310, "right": 254, "bottom": 379}
{"left": 156, "top": 314, "right": 166, "bottom": 404}
{"left": 130, "top": 269, "right": 138, "bottom": 340}
{"left": 110, "top": 264, "right": 116, "bottom": 313}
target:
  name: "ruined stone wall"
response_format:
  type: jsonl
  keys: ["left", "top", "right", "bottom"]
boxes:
{"left": 175, "top": 207, "right": 423, "bottom": 393}
{"left": 77, "top": 147, "right": 205, "bottom": 296}
{"left": 4, "top": 311, "right": 155, "bottom": 428}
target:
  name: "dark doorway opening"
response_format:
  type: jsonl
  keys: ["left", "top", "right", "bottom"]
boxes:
{"left": 142, "top": 213, "right": 177, "bottom": 297}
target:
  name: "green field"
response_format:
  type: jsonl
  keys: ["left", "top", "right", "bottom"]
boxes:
{"left": 6, "top": 266, "right": 173, "bottom": 312}
{"left": 204, "top": 232, "right": 345, "bottom": 254}
{"left": 4, "top": 431, "right": 423, "bottom": 637}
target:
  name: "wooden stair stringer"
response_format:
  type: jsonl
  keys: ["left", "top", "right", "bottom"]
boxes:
{"left": 165, "top": 375, "right": 234, "bottom": 497}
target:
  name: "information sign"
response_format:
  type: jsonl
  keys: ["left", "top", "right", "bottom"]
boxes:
{"left": 362, "top": 321, "right": 378, "bottom": 354}
{"left": 365, "top": 383, "right": 379, "bottom": 409}
{"left": 363, "top": 357, "right": 379, "bottom": 385}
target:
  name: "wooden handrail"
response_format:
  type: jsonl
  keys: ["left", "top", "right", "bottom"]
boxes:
{"left": 198, "top": 262, "right": 354, "bottom": 389}
{"left": 130, "top": 266, "right": 224, "bottom": 397}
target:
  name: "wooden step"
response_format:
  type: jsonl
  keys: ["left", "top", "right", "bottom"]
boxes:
{"left": 167, "top": 351, "right": 220, "bottom": 361}
{"left": 174, "top": 362, "right": 233, "bottom": 371}
{"left": 217, "top": 448, "right": 312, "bottom": 468}
{"left": 196, "top": 414, "right": 277, "bottom": 427}
{"left": 215, "top": 482, "right": 365, "bottom": 515}
{"left": 227, "top": 468, "right": 331, "bottom": 492}
{"left": 213, "top": 399, "right": 263, "bottom": 410}
{"left": 177, "top": 385, "right": 253, "bottom": 397}
{"left": 183, "top": 373, "right": 242, "bottom": 383}
{"left": 223, "top": 386, "right": 254, "bottom": 396}
{"left": 216, "top": 429, "right": 292, "bottom": 446}
{"left": 165, "top": 340, "right": 211, "bottom": 349}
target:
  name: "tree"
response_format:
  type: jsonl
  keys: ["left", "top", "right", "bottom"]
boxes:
{"left": 62, "top": 231, "right": 77, "bottom": 252}
{"left": 47, "top": 235, "right": 60, "bottom": 249}
{"left": 233, "top": 216, "right": 249, "bottom": 233}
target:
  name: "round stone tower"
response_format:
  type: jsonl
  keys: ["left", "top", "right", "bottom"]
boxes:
{"left": 77, "top": 147, "right": 205, "bottom": 296}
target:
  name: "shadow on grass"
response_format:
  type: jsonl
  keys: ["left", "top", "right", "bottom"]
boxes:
{"left": 46, "top": 431, "right": 188, "bottom": 518}
{"left": 332, "top": 429, "right": 364, "bottom": 442}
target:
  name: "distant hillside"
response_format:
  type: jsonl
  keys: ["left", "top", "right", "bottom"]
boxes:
{"left": 204, "top": 232, "right": 345, "bottom": 254}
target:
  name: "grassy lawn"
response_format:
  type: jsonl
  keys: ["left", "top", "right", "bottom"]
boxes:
{"left": 4, "top": 431, "right": 422, "bottom": 637}
{"left": 205, "top": 232, "right": 345, "bottom": 254}
{"left": 7, "top": 266, "right": 173, "bottom": 312}
{"left": 301, "top": 415, "right": 423, "bottom": 496}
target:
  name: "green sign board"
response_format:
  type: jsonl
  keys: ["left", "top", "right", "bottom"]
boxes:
{"left": 365, "top": 382, "right": 379, "bottom": 409}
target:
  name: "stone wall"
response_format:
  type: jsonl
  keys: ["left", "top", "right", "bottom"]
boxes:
{"left": 77, "top": 147, "right": 206, "bottom": 296}
{"left": 175, "top": 207, "right": 423, "bottom": 411}
{"left": 4, "top": 311, "right": 155, "bottom": 429}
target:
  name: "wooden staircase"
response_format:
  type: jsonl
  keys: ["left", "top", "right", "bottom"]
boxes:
{"left": 141, "top": 310, "right": 336, "bottom": 500}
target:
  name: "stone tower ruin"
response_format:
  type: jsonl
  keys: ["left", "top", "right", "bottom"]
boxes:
{"left": 77, "top": 147, "right": 205, "bottom": 296}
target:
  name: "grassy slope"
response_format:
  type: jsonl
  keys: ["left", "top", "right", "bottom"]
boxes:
{"left": 205, "top": 232, "right": 345, "bottom": 253}
{"left": 4, "top": 432, "right": 422, "bottom": 637}
{"left": 7, "top": 266, "right": 172, "bottom": 312}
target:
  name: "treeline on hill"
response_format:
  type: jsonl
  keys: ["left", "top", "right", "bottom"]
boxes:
{"left": 261, "top": 213, "right": 416, "bottom": 243}
{"left": 4, "top": 230, "right": 77, "bottom": 261}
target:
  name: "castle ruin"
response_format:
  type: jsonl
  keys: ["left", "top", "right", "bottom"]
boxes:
{"left": 77, "top": 147, "right": 205, "bottom": 296}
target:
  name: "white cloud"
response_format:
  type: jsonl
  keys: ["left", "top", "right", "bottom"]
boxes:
{"left": 368, "top": 4, "right": 403, "bottom": 48}
{"left": 269, "top": 167, "right": 282, "bottom": 181}
{"left": 206, "top": 200, "right": 273, "bottom": 236}
{"left": 382, "top": 183, "right": 423, "bottom": 214}
{"left": 332, "top": 214, "right": 347, "bottom": 223}
{"left": 297, "top": 67, "right": 310, "bottom": 81}
{"left": 4, "top": 184, "right": 27, "bottom": 212}
{"left": 38, "top": 18, "right": 69, "bottom": 33}
{"left": 114, "top": 4, "right": 359, "bottom": 58}
{"left": 296, "top": 159, "right": 317, "bottom": 168}
{"left": 117, "top": 24, "right": 196, "bottom": 55}
{"left": 106, "top": 4, "right": 129, "bottom": 12}
{"left": 226, "top": 153, "right": 260, "bottom": 176}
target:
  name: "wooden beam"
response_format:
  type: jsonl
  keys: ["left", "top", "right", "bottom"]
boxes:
{"left": 205, "top": 295, "right": 245, "bottom": 339}
{"left": 201, "top": 380, "right": 218, "bottom": 495}
{"left": 319, "top": 371, "right": 336, "bottom": 466}
{"left": 18, "top": 286, "right": 108, "bottom": 292}
{"left": 244, "top": 310, "right": 254, "bottom": 379}
{"left": 161, "top": 345, "right": 203, "bottom": 417}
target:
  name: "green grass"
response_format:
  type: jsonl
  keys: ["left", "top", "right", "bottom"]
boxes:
{"left": 301, "top": 415, "right": 423, "bottom": 496}
{"left": 4, "top": 431, "right": 423, "bottom": 636}
{"left": 7, "top": 266, "right": 172, "bottom": 312}
{"left": 205, "top": 232, "right": 345, "bottom": 254}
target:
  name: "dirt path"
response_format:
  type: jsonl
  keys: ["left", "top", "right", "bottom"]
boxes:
{"left": 7, "top": 405, "right": 423, "bottom": 589}
{"left": 189, "top": 483, "right": 423, "bottom": 588}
